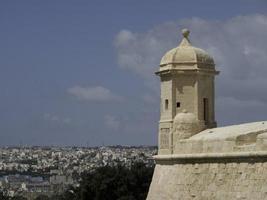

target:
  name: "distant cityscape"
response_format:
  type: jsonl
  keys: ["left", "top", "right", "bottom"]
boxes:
{"left": 0, "top": 146, "right": 157, "bottom": 199}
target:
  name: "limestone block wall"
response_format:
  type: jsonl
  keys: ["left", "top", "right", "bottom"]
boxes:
{"left": 173, "top": 122, "right": 267, "bottom": 154}
{"left": 147, "top": 157, "right": 267, "bottom": 200}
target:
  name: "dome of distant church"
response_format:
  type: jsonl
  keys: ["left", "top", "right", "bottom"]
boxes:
{"left": 160, "top": 29, "right": 215, "bottom": 67}
{"left": 173, "top": 110, "right": 204, "bottom": 139}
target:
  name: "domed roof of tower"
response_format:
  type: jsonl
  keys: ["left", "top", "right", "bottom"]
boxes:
{"left": 160, "top": 29, "right": 215, "bottom": 67}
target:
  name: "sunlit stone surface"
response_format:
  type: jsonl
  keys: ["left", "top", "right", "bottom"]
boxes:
{"left": 147, "top": 29, "right": 267, "bottom": 200}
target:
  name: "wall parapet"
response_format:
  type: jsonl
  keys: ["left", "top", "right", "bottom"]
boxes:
{"left": 154, "top": 151, "right": 267, "bottom": 164}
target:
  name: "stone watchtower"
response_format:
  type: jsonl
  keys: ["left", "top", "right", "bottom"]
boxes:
{"left": 156, "top": 29, "right": 219, "bottom": 155}
{"left": 147, "top": 29, "right": 267, "bottom": 200}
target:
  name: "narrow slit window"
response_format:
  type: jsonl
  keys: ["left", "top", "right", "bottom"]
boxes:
{"left": 165, "top": 99, "right": 169, "bottom": 110}
{"left": 203, "top": 98, "right": 209, "bottom": 124}
{"left": 176, "top": 102, "right": 180, "bottom": 108}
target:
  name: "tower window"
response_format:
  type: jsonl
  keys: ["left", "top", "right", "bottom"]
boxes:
{"left": 203, "top": 98, "right": 209, "bottom": 124}
{"left": 165, "top": 99, "right": 169, "bottom": 110}
{"left": 176, "top": 102, "right": 180, "bottom": 108}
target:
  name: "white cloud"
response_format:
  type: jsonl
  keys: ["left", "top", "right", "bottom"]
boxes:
{"left": 114, "top": 22, "right": 180, "bottom": 92}
{"left": 104, "top": 115, "right": 120, "bottom": 130}
{"left": 114, "top": 14, "right": 267, "bottom": 124}
{"left": 67, "top": 86, "right": 123, "bottom": 102}
{"left": 115, "top": 30, "right": 135, "bottom": 46}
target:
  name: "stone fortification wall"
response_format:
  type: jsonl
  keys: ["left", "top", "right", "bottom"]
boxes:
{"left": 148, "top": 121, "right": 267, "bottom": 199}
{"left": 151, "top": 28, "right": 267, "bottom": 199}
{"left": 147, "top": 155, "right": 267, "bottom": 200}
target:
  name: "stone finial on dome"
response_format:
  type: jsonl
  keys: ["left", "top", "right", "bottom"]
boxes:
{"left": 179, "top": 28, "right": 191, "bottom": 47}
{"left": 182, "top": 29, "right": 190, "bottom": 38}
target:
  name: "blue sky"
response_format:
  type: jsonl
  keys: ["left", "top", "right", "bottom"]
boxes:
{"left": 0, "top": 0, "right": 267, "bottom": 146}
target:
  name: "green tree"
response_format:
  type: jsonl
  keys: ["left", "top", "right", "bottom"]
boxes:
{"left": 0, "top": 190, "right": 9, "bottom": 200}
{"left": 34, "top": 194, "right": 50, "bottom": 200}
{"left": 11, "top": 195, "right": 27, "bottom": 200}
{"left": 76, "top": 162, "right": 154, "bottom": 200}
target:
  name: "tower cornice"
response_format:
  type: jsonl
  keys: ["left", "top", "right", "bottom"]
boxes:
{"left": 155, "top": 68, "right": 220, "bottom": 76}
